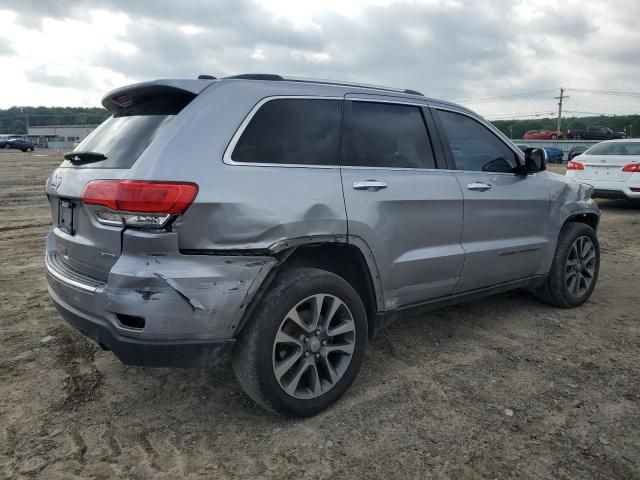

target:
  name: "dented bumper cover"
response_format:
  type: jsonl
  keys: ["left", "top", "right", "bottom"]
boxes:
{"left": 45, "top": 229, "right": 277, "bottom": 367}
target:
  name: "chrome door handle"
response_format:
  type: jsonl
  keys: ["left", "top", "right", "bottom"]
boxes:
{"left": 467, "top": 182, "right": 492, "bottom": 192}
{"left": 353, "top": 180, "right": 388, "bottom": 191}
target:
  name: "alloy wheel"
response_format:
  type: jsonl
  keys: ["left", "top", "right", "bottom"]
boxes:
{"left": 565, "top": 235, "right": 597, "bottom": 297}
{"left": 272, "top": 294, "right": 356, "bottom": 399}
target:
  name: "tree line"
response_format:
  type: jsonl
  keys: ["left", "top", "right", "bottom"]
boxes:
{"left": 493, "top": 115, "right": 640, "bottom": 139}
{"left": 1, "top": 106, "right": 638, "bottom": 139}
{"left": 0, "top": 107, "right": 111, "bottom": 134}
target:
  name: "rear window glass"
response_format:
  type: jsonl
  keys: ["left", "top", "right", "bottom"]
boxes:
{"left": 231, "top": 99, "right": 342, "bottom": 165}
{"left": 61, "top": 95, "right": 192, "bottom": 169}
{"left": 585, "top": 142, "right": 640, "bottom": 155}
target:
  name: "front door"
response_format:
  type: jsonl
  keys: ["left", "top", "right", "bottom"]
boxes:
{"left": 433, "top": 108, "right": 551, "bottom": 292}
{"left": 340, "top": 99, "right": 465, "bottom": 310}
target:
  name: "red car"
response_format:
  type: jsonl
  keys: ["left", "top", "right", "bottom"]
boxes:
{"left": 523, "top": 129, "right": 564, "bottom": 140}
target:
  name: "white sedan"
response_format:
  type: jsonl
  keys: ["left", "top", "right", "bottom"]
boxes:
{"left": 565, "top": 139, "right": 640, "bottom": 199}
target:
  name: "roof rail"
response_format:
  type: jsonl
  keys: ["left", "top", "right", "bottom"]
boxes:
{"left": 225, "top": 74, "right": 284, "bottom": 81}
{"left": 198, "top": 74, "right": 216, "bottom": 80}
{"left": 222, "top": 73, "right": 425, "bottom": 96}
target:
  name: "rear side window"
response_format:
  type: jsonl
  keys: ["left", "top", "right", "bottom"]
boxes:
{"left": 63, "top": 95, "right": 193, "bottom": 169}
{"left": 342, "top": 102, "right": 436, "bottom": 169}
{"left": 232, "top": 99, "right": 342, "bottom": 165}
{"left": 437, "top": 110, "right": 519, "bottom": 173}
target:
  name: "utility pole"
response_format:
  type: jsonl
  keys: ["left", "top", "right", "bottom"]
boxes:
{"left": 555, "top": 88, "right": 568, "bottom": 134}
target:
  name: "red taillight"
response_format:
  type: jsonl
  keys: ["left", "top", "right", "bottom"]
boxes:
{"left": 81, "top": 180, "right": 198, "bottom": 214}
{"left": 567, "top": 160, "right": 584, "bottom": 170}
{"left": 622, "top": 163, "right": 640, "bottom": 173}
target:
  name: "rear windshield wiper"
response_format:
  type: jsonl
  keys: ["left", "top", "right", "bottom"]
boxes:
{"left": 63, "top": 151, "right": 108, "bottom": 164}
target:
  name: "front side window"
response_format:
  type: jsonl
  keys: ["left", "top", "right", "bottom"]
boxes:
{"left": 232, "top": 98, "right": 342, "bottom": 165}
{"left": 342, "top": 102, "right": 436, "bottom": 169}
{"left": 437, "top": 110, "right": 519, "bottom": 173}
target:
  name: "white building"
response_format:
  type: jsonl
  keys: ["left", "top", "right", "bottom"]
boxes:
{"left": 27, "top": 124, "right": 99, "bottom": 148}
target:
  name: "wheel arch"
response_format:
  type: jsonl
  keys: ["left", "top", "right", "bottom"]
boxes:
{"left": 564, "top": 212, "right": 599, "bottom": 232}
{"left": 234, "top": 237, "right": 384, "bottom": 339}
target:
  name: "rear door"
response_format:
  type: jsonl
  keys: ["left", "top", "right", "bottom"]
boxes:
{"left": 340, "top": 97, "right": 465, "bottom": 309}
{"left": 45, "top": 87, "right": 199, "bottom": 281}
{"left": 432, "top": 107, "right": 551, "bottom": 292}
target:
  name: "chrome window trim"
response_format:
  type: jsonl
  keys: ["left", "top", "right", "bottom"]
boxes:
{"left": 222, "top": 95, "right": 344, "bottom": 169}
{"left": 223, "top": 95, "right": 438, "bottom": 170}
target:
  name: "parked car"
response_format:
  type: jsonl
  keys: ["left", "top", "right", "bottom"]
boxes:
{"left": 45, "top": 75, "right": 601, "bottom": 417}
{"left": 568, "top": 145, "right": 589, "bottom": 161}
{"left": 523, "top": 129, "right": 564, "bottom": 140}
{"left": 565, "top": 139, "right": 640, "bottom": 199}
{"left": 544, "top": 146, "right": 564, "bottom": 163}
{"left": 5, "top": 138, "right": 35, "bottom": 152}
{"left": 567, "top": 126, "right": 625, "bottom": 140}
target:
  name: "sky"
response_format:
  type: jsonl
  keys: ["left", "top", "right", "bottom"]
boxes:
{"left": 0, "top": 0, "right": 639, "bottom": 120}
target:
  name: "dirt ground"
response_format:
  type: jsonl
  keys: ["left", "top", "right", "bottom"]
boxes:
{"left": 0, "top": 150, "right": 638, "bottom": 479}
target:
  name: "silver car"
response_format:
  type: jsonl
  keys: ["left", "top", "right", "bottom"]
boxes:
{"left": 45, "top": 74, "right": 600, "bottom": 416}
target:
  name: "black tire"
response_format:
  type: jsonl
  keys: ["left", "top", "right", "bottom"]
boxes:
{"left": 232, "top": 267, "right": 367, "bottom": 417}
{"left": 534, "top": 222, "right": 599, "bottom": 307}
{"left": 21, "top": 149, "right": 27, "bottom": 152}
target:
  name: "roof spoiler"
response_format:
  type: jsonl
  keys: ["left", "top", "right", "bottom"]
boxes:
{"left": 102, "top": 79, "right": 216, "bottom": 113}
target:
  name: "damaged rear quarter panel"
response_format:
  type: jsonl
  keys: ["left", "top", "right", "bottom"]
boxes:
{"left": 106, "top": 230, "right": 276, "bottom": 339}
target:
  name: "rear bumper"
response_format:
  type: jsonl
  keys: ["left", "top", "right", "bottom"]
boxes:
{"left": 45, "top": 229, "right": 277, "bottom": 366}
{"left": 592, "top": 189, "right": 632, "bottom": 199}
{"left": 49, "top": 285, "right": 234, "bottom": 367}
{"left": 565, "top": 173, "right": 640, "bottom": 199}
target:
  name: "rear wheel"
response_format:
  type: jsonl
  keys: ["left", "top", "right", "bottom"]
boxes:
{"left": 551, "top": 134, "right": 557, "bottom": 139}
{"left": 534, "top": 222, "right": 599, "bottom": 307}
{"left": 232, "top": 267, "right": 367, "bottom": 417}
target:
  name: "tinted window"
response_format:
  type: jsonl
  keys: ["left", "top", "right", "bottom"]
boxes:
{"left": 438, "top": 110, "right": 519, "bottom": 173}
{"left": 586, "top": 142, "right": 640, "bottom": 155}
{"left": 343, "top": 102, "right": 435, "bottom": 169}
{"left": 62, "top": 95, "right": 193, "bottom": 169}
{"left": 232, "top": 99, "right": 342, "bottom": 165}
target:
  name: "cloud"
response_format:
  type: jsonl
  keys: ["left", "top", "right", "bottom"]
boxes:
{"left": 0, "top": 0, "right": 638, "bottom": 115}
{"left": 0, "top": 35, "right": 15, "bottom": 55}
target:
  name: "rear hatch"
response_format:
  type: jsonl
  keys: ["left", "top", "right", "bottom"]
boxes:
{"left": 45, "top": 80, "right": 210, "bottom": 283}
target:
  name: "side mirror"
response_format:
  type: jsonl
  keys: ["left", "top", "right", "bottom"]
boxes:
{"left": 524, "top": 147, "right": 547, "bottom": 173}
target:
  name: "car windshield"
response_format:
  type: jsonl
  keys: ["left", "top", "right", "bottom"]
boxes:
{"left": 585, "top": 142, "right": 640, "bottom": 155}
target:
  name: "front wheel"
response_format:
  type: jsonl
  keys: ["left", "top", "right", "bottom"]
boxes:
{"left": 534, "top": 222, "right": 599, "bottom": 307}
{"left": 232, "top": 267, "right": 367, "bottom": 417}
{"left": 551, "top": 134, "right": 557, "bottom": 139}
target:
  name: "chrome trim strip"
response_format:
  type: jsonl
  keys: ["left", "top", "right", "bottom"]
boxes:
{"left": 45, "top": 254, "right": 99, "bottom": 293}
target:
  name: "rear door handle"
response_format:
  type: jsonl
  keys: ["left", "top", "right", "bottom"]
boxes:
{"left": 353, "top": 180, "right": 388, "bottom": 191}
{"left": 467, "top": 182, "right": 492, "bottom": 192}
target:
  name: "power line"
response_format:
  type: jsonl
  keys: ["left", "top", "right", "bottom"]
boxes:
{"left": 565, "top": 88, "right": 640, "bottom": 97}
{"left": 455, "top": 88, "right": 558, "bottom": 104}
{"left": 484, "top": 111, "right": 557, "bottom": 120}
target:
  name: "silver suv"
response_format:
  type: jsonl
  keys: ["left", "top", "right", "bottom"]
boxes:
{"left": 45, "top": 74, "right": 600, "bottom": 417}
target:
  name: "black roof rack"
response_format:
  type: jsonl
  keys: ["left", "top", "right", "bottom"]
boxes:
{"left": 222, "top": 73, "right": 424, "bottom": 96}
{"left": 225, "top": 74, "right": 284, "bottom": 81}
{"left": 197, "top": 74, "right": 217, "bottom": 80}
